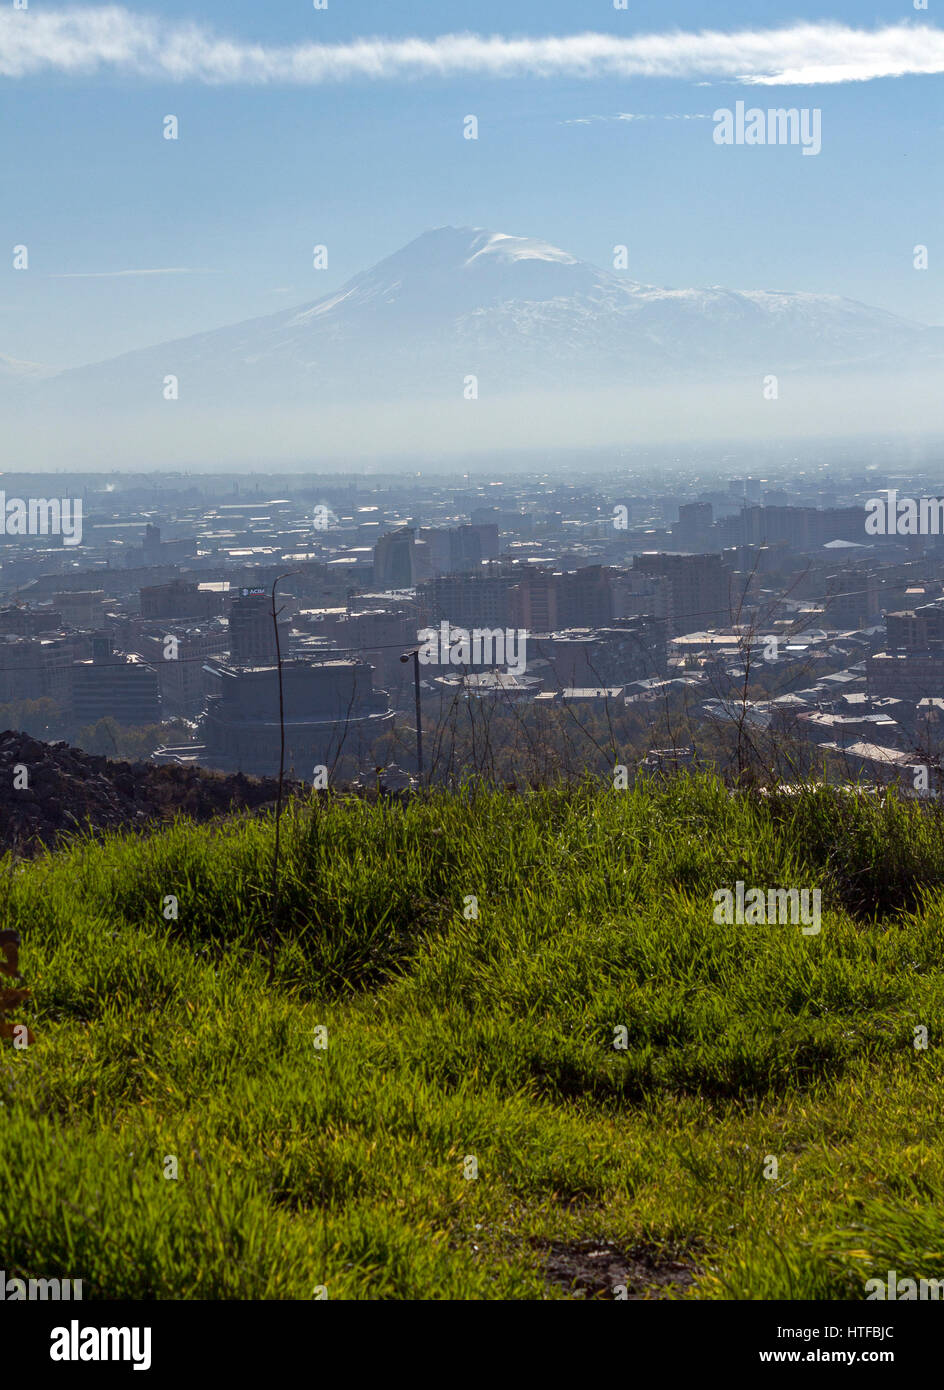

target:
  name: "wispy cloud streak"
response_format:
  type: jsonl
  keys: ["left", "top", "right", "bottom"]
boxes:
{"left": 561, "top": 113, "right": 709, "bottom": 124}
{"left": 48, "top": 267, "right": 209, "bottom": 279}
{"left": 0, "top": 11, "right": 941, "bottom": 86}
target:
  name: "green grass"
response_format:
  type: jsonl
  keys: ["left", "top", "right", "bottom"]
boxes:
{"left": 2, "top": 775, "right": 944, "bottom": 1299}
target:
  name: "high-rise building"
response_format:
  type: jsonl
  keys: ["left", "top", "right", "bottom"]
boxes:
{"left": 674, "top": 503, "right": 714, "bottom": 552}
{"left": 509, "top": 571, "right": 558, "bottom": 632}
{"left": 419, "top": 528, "right": 453, "bottom": 577}
{"left": 418, "top": 524, "right": 499, "bottom": 576}
{"left": 719, "top": 506, "right": 866, "bottom": 551}
{"left": 557, "top": 566, "right": 613, "bottom": 628}
{"left": 228, "top": 587, "right": 291, "bottom": 666}
{"left": 0, "top": 637, "right": 73, "bottom": 705}
{"left": 72, "top": 652, "right": 161, "bottom": 725}
{"left": 868, "top": 649, "right": 944, "bottom": 702}
{"left": 135, "top": 626, "right": 228, "bottom": 716}
{"left": 53, "top": 590, "right": 107, "bottom": 629}
{"left": 611, "top": 571, "right": 672, "bottom": 623}
{"left": 372, "top": 528, "right": 417, "bottom": 588}
{"left": 529, "top": 618, "right": 667, "bottom": 688}
{"left": 633, "top": 552, "right": 730, "bottom": 635}
{"left": 140, "top": 580, "right": 225, "bottom": 620}
{"left": 459, "top": 524, "right": 500, "bottom": 563}
{"left": 202, "top": 660, "right": 393, "bottom": 777}
{"left": 885, "top": 602, "right": 944, "bottom": 650}
{"left": 424, "top": 571, "right": 515, "bottom": 628}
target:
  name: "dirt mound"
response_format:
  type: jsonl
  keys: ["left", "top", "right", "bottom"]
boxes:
{"left": 0, "top": 730, "right": 303, "bottom": 855}
{"left": 541, "top": 1239, "right": 699, "bottom": 1299}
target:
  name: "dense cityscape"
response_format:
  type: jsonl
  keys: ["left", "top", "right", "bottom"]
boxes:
{"left": 3, "top": 453, "right": 944, "bottom": 792}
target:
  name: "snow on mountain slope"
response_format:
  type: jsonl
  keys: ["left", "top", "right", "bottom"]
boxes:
{"left": 7, "top": 227, "right": 942, "bottom": 412}
{"left": 0, "top": 352, "right": 56, "bottom": 380}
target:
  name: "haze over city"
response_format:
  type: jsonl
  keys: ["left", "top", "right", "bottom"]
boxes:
{"left": 3, "top": 0, "right": 944, "bottom": 1342}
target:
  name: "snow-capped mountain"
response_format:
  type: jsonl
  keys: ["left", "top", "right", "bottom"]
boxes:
{"left": 6, "top": 226, "right": 943, "bottom": 413}
{"left": 0, "top": 352, "right": 56, "bottom": 381}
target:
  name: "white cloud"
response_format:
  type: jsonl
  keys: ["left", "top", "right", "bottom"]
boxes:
{"left": 48, "top": 267, "right": 209, "bottom": 278}
{"left": 560, "top": 113, "right": 707, "bottom": 125}
{"left": 0, "top": 11, "right": 942, "bottom": 86}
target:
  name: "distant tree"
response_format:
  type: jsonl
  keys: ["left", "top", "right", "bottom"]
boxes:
{"left": 0, "top": 698, "right": 69, "bottom": 741}
{"left": 73, "top": 718, "right": 192, "bottom": 761}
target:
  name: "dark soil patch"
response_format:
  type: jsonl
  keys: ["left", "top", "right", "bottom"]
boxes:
{"left": 540, "top": 1238, "right": 699, "bottom": 1300}
{"left": 0, "top": 729, "right": 306, "bottom": 856}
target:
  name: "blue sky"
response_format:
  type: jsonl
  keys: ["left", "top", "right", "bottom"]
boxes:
{"left": 1, "top": 0, "right": 942, "bottom": 368}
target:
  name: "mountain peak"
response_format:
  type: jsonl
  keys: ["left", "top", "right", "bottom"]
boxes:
{"left": 311, "top": 225, "right": 607, "bottom": 322}
{"left": 372, "top": 225, "right": 581, "bottom": 273}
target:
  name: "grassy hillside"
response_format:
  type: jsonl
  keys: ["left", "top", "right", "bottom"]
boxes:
{"left": 2, "top": 776, "right": 944, "bottom": 1300}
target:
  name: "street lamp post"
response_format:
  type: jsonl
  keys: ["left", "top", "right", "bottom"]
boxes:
{"left": 400, "top": 649, "right": 423, "bottom": 781}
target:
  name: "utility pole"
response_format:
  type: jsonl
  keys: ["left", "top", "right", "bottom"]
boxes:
{"left": 267, "top": 569, "right": 298, "bottom": 984}
{"left": 400, "top": 648, "right": 423, "bottom": 781}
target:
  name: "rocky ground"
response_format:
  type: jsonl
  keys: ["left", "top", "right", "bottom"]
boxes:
{"left": 0, "top": 730, "right": 304, "bottom": 855}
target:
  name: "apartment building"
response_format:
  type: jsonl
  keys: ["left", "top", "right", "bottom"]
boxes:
{"left": 632, "top": 552, "right": 731, "bottom": 636}
{"left": 72, "top": 651, "right": 161, "bottom": 726}
{"left": 202, "top": 659, "right": 393, "bottom": 777}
